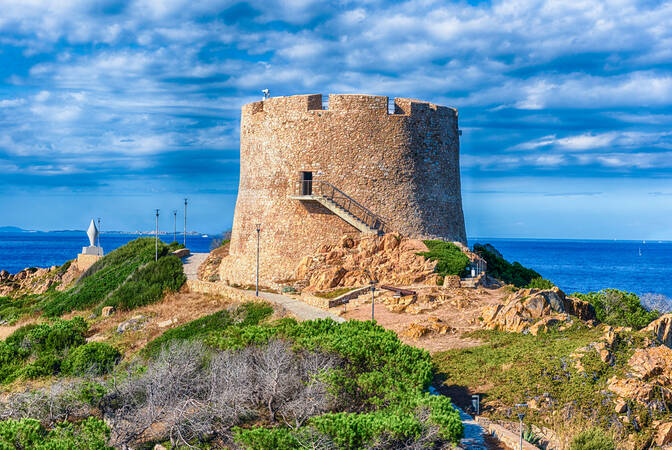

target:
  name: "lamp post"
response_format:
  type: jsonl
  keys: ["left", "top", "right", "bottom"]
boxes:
{"left": 183, "top": 198, "right": 188, "bottom": 248}
{"left": 255, "top": 223, "right": 261, "bottom": 297}
{"left": 370, "top": 279, "right": 377, "bottom": 321}
{"left": 97, "top": 217, "right": 101, "bottom": 257}
{"left": 154, "top": 209, "right": 160, "bottom": 261}
{"left": 172, "top": 210, "right": 177, "bottom": 243}
{"left": 515, "top": 403, "right": 528, "bottom": 450}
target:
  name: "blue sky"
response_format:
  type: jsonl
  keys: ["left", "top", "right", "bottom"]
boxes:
{"left": 1, "top": 0, "right": 671, "bottom": 238}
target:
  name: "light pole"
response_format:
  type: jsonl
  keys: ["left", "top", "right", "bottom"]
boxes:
{"left": 370, "top": 279, "right": 377, "bottom": 321}
{"left": 172, "top": 210, "right": 177, "bottom": 243}
{"left": 255, "top": 223, "right": 261, "bottom": 297}
{"left": 515, "top": 403, "right": 527, "bottom": 450}
{"left": 97, "top": 217, "right": 101, "bottom": 256}
{"left": 183, "top": 198, "right": 188, "bottom": 248}
{"left": 155, "top": 209, "right": 160, "bottom": 261}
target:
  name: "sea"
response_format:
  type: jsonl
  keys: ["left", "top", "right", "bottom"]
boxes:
{"left": 0, "top": 232, "right": 670, "bottom": 302}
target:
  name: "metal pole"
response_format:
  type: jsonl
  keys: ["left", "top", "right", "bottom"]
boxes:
{"left": 371, "top": 284, "right": 375, "bottom": 321}
{"left": 155, "top": 209, "right": 159, "bottom": 261}
{"left": 519, "top": 415, "right": 523, "bottom": 450}
{"left": 183, "top": 198, "right": 188, "bottom": 248}
{"left": 172, "top": 210, "right": 177, "bottom": 243}
{"left": 255, "top": 224, "right": 261, "bottom": 297}
{"left": 97, "top": 217, "right": 101, "bottom": 256}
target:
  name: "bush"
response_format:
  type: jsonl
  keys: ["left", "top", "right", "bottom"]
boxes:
{"left": 574, "top": 289, "right": 660, "bottom": 330}
{"left": 418, "top": 240, "right": 470, "bottom": 277}
{"left": 527, "top": 277, "right": 554, "bottom": 290}
{"left": 0, "top": 417, "right": 111, "bottom": 449}
{"left": 39, "top": 238, "right": 186, "bottom": 317}
{"left": 103, "top": 255, "right": 186, "bottom": 311}
{"left": 62, "top": 342, "right": 121, "bottom": 376}
{"left": 0, "top": 317, "right": 112, "bottom": 383}
{"left": 474, "top": 243, "right": 541, "bottom": 287}
{"left": 570, "top": 427, "right": 615, "bottom": 450}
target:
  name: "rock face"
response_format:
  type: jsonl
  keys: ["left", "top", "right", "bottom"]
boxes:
{"left": 295, "top": 233, "right": 443, "bottom": 292}
{"left": 643, "top": 313, "right": 672, "bottom": 348}
{"left": 481, "top": 287, "right": 596, "bottom": 334}
{"left": 198, "top": 242, "right": 229, "bottom": 283}
{"left": 0, "top": 262, "right": 83, "bottom": 297}
{"left": 607, "top": 346, "right": 672, "bottom": 408}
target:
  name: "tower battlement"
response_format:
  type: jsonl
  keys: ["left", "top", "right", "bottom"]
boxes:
{"left": 242, "top": 93, "right": 458, "bottom": 122}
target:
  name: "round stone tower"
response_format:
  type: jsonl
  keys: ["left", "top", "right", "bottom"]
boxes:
{"left": 220, "top": 94, "right": 467, "bottom": 287}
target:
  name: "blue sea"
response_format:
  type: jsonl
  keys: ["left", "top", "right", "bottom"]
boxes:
{"left": 0, "top": 233, "right": 670, "bottom": 301}
{"left": 0, "top": 232, "right": 215, "bottom": 275}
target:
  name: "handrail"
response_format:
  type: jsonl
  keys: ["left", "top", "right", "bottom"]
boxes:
{"left": 294, "top": 180, "right": 389, "bottom": 233}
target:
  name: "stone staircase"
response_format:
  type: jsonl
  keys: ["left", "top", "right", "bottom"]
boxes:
{"left": 290, "top": 180, "right": 389, "bottom": 235}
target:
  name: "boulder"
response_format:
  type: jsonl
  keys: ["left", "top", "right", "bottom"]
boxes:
{"left": 654, "top": 422, "right": 672, "bottom": 447}
{"left": 101, "top": 306, "right": 115, "bottom": 317}
{"left": 607, "top": 346, "right": 672, "bottom": 406}
{"left": 643, "top": 314, "right": 672, "bottom": 348}
{"left": 562, "top": 295, "right": 597, "bottom": 322}
{"left": 481, "top": 288, "right": 572, "bottom": 333}
{"left": 308, "top": 267, "right": 346, "bottom": 291}
{"left": 117, "top": 315, "right": 147, "bottom": 334}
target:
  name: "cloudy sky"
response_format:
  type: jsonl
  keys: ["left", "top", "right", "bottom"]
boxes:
{"left": 1, "top": 0, "right": 671, "bottom": 238}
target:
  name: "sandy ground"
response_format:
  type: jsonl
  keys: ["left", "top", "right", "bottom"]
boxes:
{"left": 340, "top": 285, "right": 509, "bottom": 353}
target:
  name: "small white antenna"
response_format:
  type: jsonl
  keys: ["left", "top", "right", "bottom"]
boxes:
{"left": 262, "top": 88, "right": 270, "bottom": 100}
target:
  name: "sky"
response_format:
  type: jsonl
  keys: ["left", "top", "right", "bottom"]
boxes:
{"left": 1, "top": 0, "right": 671, "bottom": 239}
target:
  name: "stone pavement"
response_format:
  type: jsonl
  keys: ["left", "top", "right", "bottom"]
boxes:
{"left": 181, "top": 252, "right": 209, "bottom": 280}
{"left": 258, "top": 291, "right": 345, "bottom": 322}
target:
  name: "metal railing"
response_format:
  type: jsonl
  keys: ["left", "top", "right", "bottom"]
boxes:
{"left": 294, "top": 180, "right": 389, "bottom": 233}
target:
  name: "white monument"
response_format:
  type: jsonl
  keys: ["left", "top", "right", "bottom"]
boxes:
{"left": 81, "top": 219, "right": 104, "bottom": 256}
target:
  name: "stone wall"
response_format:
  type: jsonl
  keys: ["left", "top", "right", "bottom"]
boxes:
{"left": 221, "top": 93, "right": 466, "bottom": 288}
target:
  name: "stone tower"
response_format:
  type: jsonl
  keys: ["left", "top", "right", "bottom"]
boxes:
{"left": 219, "top": 94, "right": 466, "bottom": 288}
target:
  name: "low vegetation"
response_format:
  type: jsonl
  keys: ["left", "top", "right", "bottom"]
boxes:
{"left": 419, "top": 240, "right": 470, "bottom": 277}
{"left": 0, "top": 417, "right": 111, "bottom": 449}
{"left": 473, "top": 243, "right": 541, "bottom": 287}
{"left": 526, "top": 276, "right": 555, "bottom": 290}
{"left": 313, "top": 287, "right": 354, "bottom": 299}
{"left": 574, "top": 289, "right": 660, "bottom": 330}
{"left": 0, "top": 302, "right": 462, "bottom": 448}
{"left": 433, "top": 325, "right": 664, "bottom": 448}
{"left": 0, "top": 317, "right": 119, "bottom": 384}
{"left": 0, "top": 238, "right": 186, "bottom": 322}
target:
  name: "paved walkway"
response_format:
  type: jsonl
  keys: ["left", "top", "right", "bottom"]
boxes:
{"left": 429, "top": 387, "right": 487, "bottom": 449}
{"left": 259, "top": 292, "right": 345, "bottom": 322}
{"left": 181, "top": 252, "right": 209, "bottom": 280}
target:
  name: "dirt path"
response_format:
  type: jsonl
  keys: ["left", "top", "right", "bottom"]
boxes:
{"left": 182, "top": 252, "right": 209, "bottom": 280}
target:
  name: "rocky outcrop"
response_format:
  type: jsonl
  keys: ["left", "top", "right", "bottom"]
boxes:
{"left": 607, "top": 346, "right": 672, "bottom": 408}
{"left": 401, "top": 317, "right": 454, "bottom": 339}
{"left": 0, "top": 262, "right": 83, "bottom": 297}
{"left": 295, "top": 234, "right": 443, "bottom": 292}
{"left": 198, "top": 242, "right": 229, "bottom": 283}
{"left": 481, "top": 287, "right": 597, "bottom": 334}
{"left": 643, "top": 313, "right": 672, "bottom": 348}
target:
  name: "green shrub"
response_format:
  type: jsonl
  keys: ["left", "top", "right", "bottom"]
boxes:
{"left": 103, "top": 255, "right": 186, "bottom": 311}
{"left": 474, "top": 243, "right": 541, "bottom": 287}
{"left": 570, "top": 427, "right": 615, "bottom": 450}
{"left": 310, "top": 411, "right": 422, "bottom": 448}
{"left": 527, "top": 277, "right": 554, "bottom": 290}
{"left": 233, "top": 426, "right": 300, "bottom": 449}
{"left": 0, "top": 417, "right": 111, "bottom": 449}
{"left": 62, "top": 342, "right": 121, "bottom": 375}
{"left": 574, "top": 289, "right": 660, "bottom": 330}
{"left": 0, "top": 317, "right": 92, "bottom": 383}
{"left": 41, "top": 238, "right": 176, "bottom": 317}
{"left": 418, "top": 240, "right": 470, "bottom": 277}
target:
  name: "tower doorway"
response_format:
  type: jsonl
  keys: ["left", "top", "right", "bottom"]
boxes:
{"left": 301, "top": 171, "right": 313, "bottom": 195}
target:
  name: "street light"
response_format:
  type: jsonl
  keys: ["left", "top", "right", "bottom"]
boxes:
{"left": 172, "top": 210, "right": 178, "bottom": 243}
{"left": 515, "top": 403, "right": 528, "bottom": 450}
{"left": 154, "top": 209, "right": 160, "bottom": 261}
{"left": 370, "top": 278, "right": 377, "bottom": 321}
{"left": 255, "top": 223, "right": 261, "bottom": 297}
{"left": 97, "top": 217, "right": 101, "bottom": 257}
{"left": 183, "top": 198, "right": 188, "bottom": 248}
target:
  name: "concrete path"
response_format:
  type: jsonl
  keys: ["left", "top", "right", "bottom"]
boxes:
{"left": 181, "top": 252, "right": 209, "bottom": 280}
{"left": 429, "top": 387, "right": 488, "bottom": 449}
{"left": 259, "top": 292, "right": 345, "bottom": 323}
